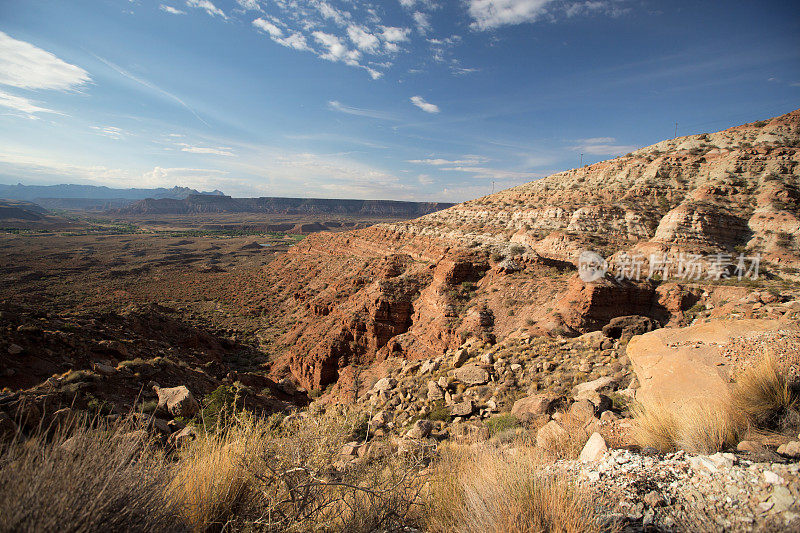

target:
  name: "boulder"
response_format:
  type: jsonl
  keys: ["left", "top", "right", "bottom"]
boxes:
{"left": 602, "top": 315, "right": 659, "bottom": 341}
{"left": 627, "top": 319, "right": 788, "bottom": 407}
{"left": 168, "top": 426, "right": 197, "bottom": 447}
{"left": 450, "top": 400, "right": 474, "bottom": 417}
{"left": 7, "top": 343, "right": 23, "bottom": 356}
{"left": 579, "top": 432, "right": 608, "bottom": 462}
{"left": 511, "top": 394, "right": 554, "bottom": 423}
{"left": 452, "top": 348, "right": 471, "bottom": 368}
{"left": 455, "top": 364, "right": 489, "bottom": 385}
{"left": 406, "top": 419, "right": 434, "bottom": 439}
{"left": 427, "top": 381, "right": 445, "bottom": 401}
{"left": 536, "top": 420, "right": 568, "bottom": 449}
{"left": 572, "top": 376, "right": 617, "bottom": 400}
{"left": 371, "top": 410, "right": 390, "bottom": 428}
{"left": 154, "top": 385, "right": 199, "bottom": 418}
{"left": 372, "top": 377, "right": 397, "bottom": 392}
{"left": 569, "top": 399, "right": 597, "bottom": 424}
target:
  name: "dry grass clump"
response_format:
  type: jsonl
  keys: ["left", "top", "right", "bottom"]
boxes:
{"left": 0, "top": 415, "right": 183, "bottom": 532}
{"left": 425, "top": 445, "right": 599, "bottom": 533}
{"left": 633, "top": 399, "right": 741, "bottom": 454}
{"left": 167, "top": 408, "right": 427, "bottom": 532}
{"left": 634, "top": 350, "right": 799, "bottom": 453}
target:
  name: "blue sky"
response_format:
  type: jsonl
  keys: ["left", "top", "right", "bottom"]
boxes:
{"left": 0, "top": 0, "right": 798, "bottom": 201}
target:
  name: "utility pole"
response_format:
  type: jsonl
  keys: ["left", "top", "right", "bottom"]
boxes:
{"left": 674, "top": 122, "right": 678, "bottom": 139}
{"left": 580, "top": 153, "right": 583, "bottom": 167}
{"left": 492, "top": 180, "right": 495, "bottom": 194}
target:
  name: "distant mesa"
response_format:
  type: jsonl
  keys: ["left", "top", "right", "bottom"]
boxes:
{"left": 116, "top": 195, "right": 455, "bottom": 217}
{"left": 0, "top": 183, "right": 224, "bottom": 211}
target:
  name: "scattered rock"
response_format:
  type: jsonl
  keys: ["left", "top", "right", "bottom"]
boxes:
{"left": 427, "top": 381, "right": 445, "bottom": 401}
{"left": 511, "top": 394, "right": 554, "bottom": 423}
{"left": 7, "top": 343, "right": 23, "bottom": 355}
{"left": 455, "top": 365, "right": 489, "bottom": 385}
{"left": 536, "top": 420, "right": 568, "bottom": 449}
{"left": 450, "top": 400, "right": 474, "bottom": 417}
{"left": 372, "top": 377, "right": 397, "bottom": 392}
{"left": 579, "top": 432, "right": 608, "bottom": 462}
{"left": 154, "top": 385, "right": 199, "bottom": 418}
{"left": 406, "top": 419, "right": 433, "bottom": 439}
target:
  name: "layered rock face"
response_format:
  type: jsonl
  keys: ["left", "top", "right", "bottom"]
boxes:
{"left": 255, "top": 110, "right": 800, "bottom": 390}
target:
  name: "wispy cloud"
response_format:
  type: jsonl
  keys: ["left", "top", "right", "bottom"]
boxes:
{"left": 408, "top": 155, "right": 489, "bottom": 165}
{"left": 413, "top": 12, "right": 432, "bottom": 34}
{"left": 160, "top": 4, "right": 186, "bottom": 15}
{"left": 0, "top": 90, "right": 60, "bottom": 117}
{"left": 176, "top": 142, "right": 235, "bottom": 156}
{"left": 0, "top": 31, "right": 91, "bottom": 91}
{"left": 571, "top": 136, "right": 636, "bottom": 156}
{"left": 253, "top": 18, "right": 311, "bottom": 50}
{"left": 327, "top": 99, "right": 397, "bottom": 120}
{"left": 410, "top": 95, "right": 440, "bottom": 113}
{"left": 185, "top": 0, "right": 227, "bottom": 19}
{"left": 95, "top": 55, "right": 210, "bottom": 127}
{"left": 467, "top": 0, "right": 627, "bottom": 30}
{"left": 90, "top": 126, "right": 126, "bottom": 139}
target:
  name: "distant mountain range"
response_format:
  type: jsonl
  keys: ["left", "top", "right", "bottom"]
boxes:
{"left": 118, "top": 195, "right": 455, "bottom": 217}
{"left": 0, "top": 184, "right": 224, "bottom": 210}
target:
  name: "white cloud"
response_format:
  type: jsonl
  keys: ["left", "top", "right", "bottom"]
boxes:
{"left": 418, "top": 174, "right": 434, "bottom": 185}
{"left": 468, "top": 0, "right": 554, "bottom": 30}
{"left": 236, "top": 0, "right": 262, "bottom": 11}
{"left": 346, "top": 25, "right": 380, "bottom": 53}
{"left": 176, "top": 142, "right": 236, "bottom": 156}
{"left": 0, "top": 90, "right": 59, "bottom": 116}
{"left": 185, "top": 0, "right": 227, "bottom": 19}
{"left": 0, "top": 32, "right": 91, "bottom": 91}
{"left": 410, "top": 95, "right": 440, "bottom": 113}
{"left": 439, "top": 166, "right": 535, "bottom": 180}
{"left": 252, "top": 18, "right": 284, "bottom": 38}
{"left": 313, "top": 1, "right": 350, "bottom": 26}
{"left": 90, "top": 126, "right": 126, "bottom": 139}
{"left": 313, "top": 32, "right": 361, "bottom": 66}
{"left": 160, "top": 4, "right": 186, "bottom": 14}
{"left": 327, "top": 100, "right": 396, "bottom": 120}
{"left": 380, "top": 26, "right": 411, "bottom": 42}
{"left": 571, "top": 137, "right": 637, "bottom": 156}
{"left": 412, "top": 11, "right": 432, "bottom": 34}
{"left": 408, "top": 156, "right": 489, "bottom": 165}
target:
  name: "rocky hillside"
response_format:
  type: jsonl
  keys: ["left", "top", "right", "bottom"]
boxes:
{"left": 247, "top": 109, "right": 800, "bottom": 391}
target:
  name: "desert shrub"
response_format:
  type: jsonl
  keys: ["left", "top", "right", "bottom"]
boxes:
{"left": 0, "top": 416, "right": 183, "bottom": 532}
{"left": 425, "top": 446, "right": 598, "bottom": 533}
{"left": 484, "top": 413, "right": 519, "bottom": 436}
{"left": 428, "top": 403, "right": 452, "bottom": 422}
{"left": 633, "top": 399, "right": 741, "bottom": 454}
{"left": 509, "top": 244, "right": 526, "bottom": 256}
{"left": 198, "top": 384, "right": 240, "bottom": 429}
{"left": 168, "top": 408, "right": 427, "bottom": 532}
{"left": 732, "top": 350, "right": 797, "bottom": 430}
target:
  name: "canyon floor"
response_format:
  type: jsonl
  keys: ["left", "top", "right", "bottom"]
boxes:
{"left": 1, "top": 110, "right": 800, "bottom": 532}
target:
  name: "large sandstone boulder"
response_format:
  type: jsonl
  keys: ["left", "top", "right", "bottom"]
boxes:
{"left": 454, "top": 364, "right": 489, "bottom": 385}
{"left": 511, "top": 394, "right": 554, "bottom": 423}
{"left": 627, "top": 319, "right": 792, "bottom": 407}
{"left": 406, "top": 419, "right": 433, "bottom": 439}
{"left": 154, "top": 385, "right": 199, "bottom": 418}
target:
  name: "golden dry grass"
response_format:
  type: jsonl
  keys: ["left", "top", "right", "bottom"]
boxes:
{"left": 634, "top": 349, "right": 798, "bottom": 453}
{"left": 425, "top": 445, "right": 599, "bottom": 533}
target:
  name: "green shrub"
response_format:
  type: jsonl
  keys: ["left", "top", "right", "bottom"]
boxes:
{"left": 484, "top": 414, "right": 519, "bottom": 436}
